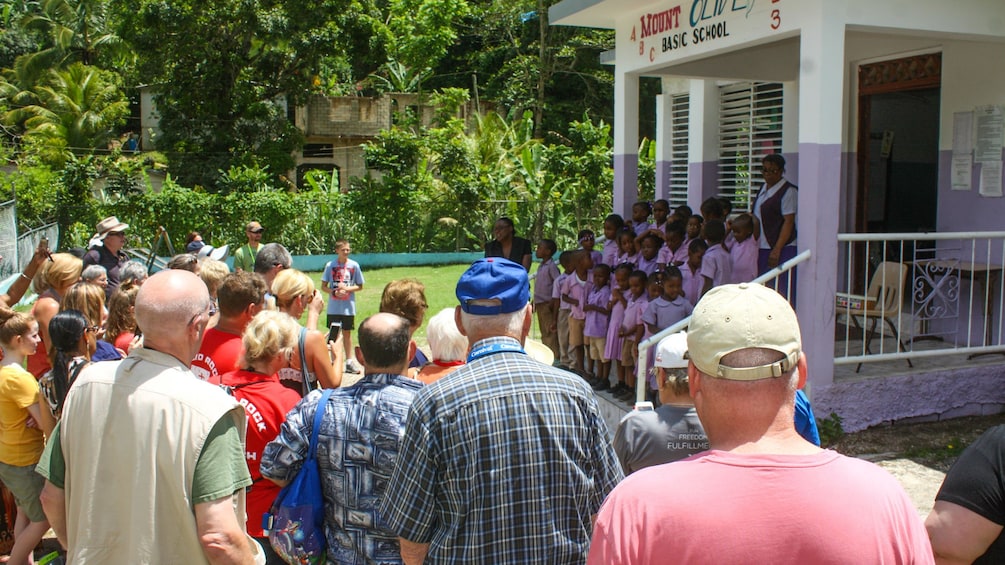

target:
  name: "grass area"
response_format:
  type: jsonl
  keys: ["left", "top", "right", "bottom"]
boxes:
{"left": 304, "top": 263, "right": 470, "bottom": 343}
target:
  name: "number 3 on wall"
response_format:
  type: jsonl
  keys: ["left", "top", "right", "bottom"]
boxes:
{"left": 771, "top": 9, "right": 780, "bottom": 30}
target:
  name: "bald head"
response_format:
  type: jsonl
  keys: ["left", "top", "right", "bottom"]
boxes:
{"left": 357, "top": 313, "right": 412, "bottom": 374}
{"left": 136, "top": 269, "right": 210, "bottom": 345}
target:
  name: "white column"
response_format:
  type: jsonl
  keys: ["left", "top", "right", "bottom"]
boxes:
{"left": 655, "top": 94, "right": 673, "bottom": 200}
{"left": 614, "top": 70, "right": 640, "bottom": 218}
{"left": 796, "top": 5, "right": 845, "bottom": 395}
{"left": 688, "top": 79, "right": 720, "bottom": 205}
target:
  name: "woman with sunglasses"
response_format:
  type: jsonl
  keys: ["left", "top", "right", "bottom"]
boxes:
{"left": 270, "top": 269, "right": 343, "bottom": 395}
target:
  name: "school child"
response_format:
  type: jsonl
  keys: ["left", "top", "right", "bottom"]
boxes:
{"left": 699, "top": 219, "right": 731, "bottom": 299}
{"left": 614, "top": 228, "right": 639, "bottom": 267}
{"left": 636, "top": 234, "right": 662, "bottom": 276}
{"left": 583, "top": 264, "right": 612, "bottom": 387}
{"left": 553, "top": 251, "right": 574, "bottom": 369}
{"left": 600, "top": 263, "right": 633, "bottom": 392}
{"left": 321, "top": 239, "right": 365, "bottom": 372}
{"left": 658, "top": 221, "right": 688, "bottom": 268}
{"left": 729, "top": 213, "right": 758, "bottom": 284}
{"left": 628, "top": 272, "right": 666, "bottom": 403}
{"left": 642, "top": 267, "right": 694, "bottom": 404}
{"left": 699, "top": 197, "right": 725, "bottom": 223}
{"left": 616, "top": 270, "right": 650, "bottom": 402}
{"left": 578, "top": 229, "right": 603, "bottom": 268}
{"left": 630, "top": 201, "right": 653, "bottom": 237}
{"left": 681, "top": 238, "right": 707, "bottom": 306}
{"left": 670, "top": 204, "right": 693, "bottom": 226}
{"left": 685, "top": 214, "right": 703, "bottom": 248}
{"left": 561, "top": 250, "right": 592, "bottom": 376}
{"left": 534, "top": 239, "right": 561, "bottom": 358}
{"left": 635, "top": 199, "right": 670, "bottom": 246}
{"left": 601, "top": 214, "right": 625, "bottom": 267}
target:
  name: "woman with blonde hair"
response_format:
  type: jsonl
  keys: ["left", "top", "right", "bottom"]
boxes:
{"left": 0, "top": 308, "right": 50, "bottom": 565}
{"left": 27, "top": 253, "right": 83, "bottom": 378}
{"left": 270, "top": 269, "right": 342, "bottom": 394}
{"left": 219, "top": 310, "right": 308, "bottom": 563}
{"left": 62, "top": 282, "right": 120, "bottom": 361}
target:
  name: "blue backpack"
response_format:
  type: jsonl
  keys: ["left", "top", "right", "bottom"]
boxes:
{"left": 264, "top": 389, "right": 332, "bottom": 565}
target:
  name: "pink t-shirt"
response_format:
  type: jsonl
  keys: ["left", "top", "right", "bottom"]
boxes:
{"left": 565, "top": 274, "right": 589, "bottom": 320}
{"left": 729, "top": 236, "right": 758, "bottom": 284}
{"left": 589, "top": 450, "right": 934, "bottom": 565}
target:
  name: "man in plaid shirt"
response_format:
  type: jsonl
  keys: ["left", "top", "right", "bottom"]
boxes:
{"left": 380, "top": 257, "right": 624, "bottom": 564}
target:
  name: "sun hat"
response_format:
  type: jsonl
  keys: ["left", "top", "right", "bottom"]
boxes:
{"left": 94, "top": 216, "right": 129, "bottom": 241}
{"left": 186, "top": 240, "right": 206, "bottom": 253}
{"left": 654, "top": 331, "right": 689, "bottom": 369}
{"left": 198, "top": 244, "right": 230, "bottom": 261}
{"left": 687, "top": 283, "right": 801, "bottom": 381}
{"left": 524, "top": 338, "right": 555, "bottom": 366}
{"left": 456, "top": 258, "right": 530, "bottom": 315}
{"left": 246, "top": 221, "right": 264, "bottom": 233}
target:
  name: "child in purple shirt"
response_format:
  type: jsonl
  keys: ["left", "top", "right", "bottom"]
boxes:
{"left": 681, "top": 239, "right": 707, "bottom": 306}
{"left": 642, "top": 267, "right": 694, "bottom": 401}
{"left": 601, "top": 214, "right": 624, "bottom": 267}
{"left": 584, "top": 264, "right": 612, "bottom": 387}
{"left": 614, "top": 270, "right": 649, "bottom": 402}
{"left": 658, "top": 221, "right": 688, "bottom": 268}
{"left": 614, "top": 229, "right": 639, "bottom": 267}
{"left": 699, "top": 219, "right": 731, "bottom": 299}
{"left": 600, "top": 263, "right": 633, "bottom": 392}
{"left": 636, "top": 234, "right": 662, "bottom": 276}
{"left": 729, "top": 213, "right": 758, "bottom": 284}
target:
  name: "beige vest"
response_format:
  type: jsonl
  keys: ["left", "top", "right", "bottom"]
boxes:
{"left": 60, "top": 348, "right": 247, "bottom": 564}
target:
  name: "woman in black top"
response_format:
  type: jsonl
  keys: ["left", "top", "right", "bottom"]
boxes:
{"left": 484, "top": 217, "right": 532, "bottom": 270}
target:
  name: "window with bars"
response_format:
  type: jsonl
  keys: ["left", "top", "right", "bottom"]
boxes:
{"left": 717, "top": 82, "right": 784, "bottom": 211}
{"left": 668, "top": 93, "right": 690, "bottom": 208}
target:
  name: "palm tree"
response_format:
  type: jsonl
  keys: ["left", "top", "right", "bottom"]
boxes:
{"left": 2, "top": 62, "right": 128, "bottom": 165}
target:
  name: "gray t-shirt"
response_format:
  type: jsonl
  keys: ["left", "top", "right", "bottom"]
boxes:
{"left": 613, "top": 405, "right": 709, "bottom": 474}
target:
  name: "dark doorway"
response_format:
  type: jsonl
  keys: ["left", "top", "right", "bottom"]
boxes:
{"left": 856, "top": 54, "right": 942, "bottom": 236}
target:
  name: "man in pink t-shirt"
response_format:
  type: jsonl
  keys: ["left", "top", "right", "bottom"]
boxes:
{"left": 589, "top": 283, "right": 934, "bottom": 565}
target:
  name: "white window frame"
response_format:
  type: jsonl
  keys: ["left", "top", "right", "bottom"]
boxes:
{"left": 717, "top": 81, "right": 784, "bottom": 211}
{"left": 668, "top": 93, "right": 690, "bottom": 208}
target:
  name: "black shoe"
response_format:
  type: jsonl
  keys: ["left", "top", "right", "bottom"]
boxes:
{"left": 617, "top": 388, "right": 636, "bottom": 402}
{"left": 609, "top": 382, "right": 627, "bottom": 395}
{"left": 592, "top": 379, "right": 611, "bottom": 391}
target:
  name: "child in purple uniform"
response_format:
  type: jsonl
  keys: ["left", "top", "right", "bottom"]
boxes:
{"left": 614, "top": 229, "right": 639, "bottom": 267}
{"left": 578, "top": 229, "right": 603, "bottom": 268}
{"left": 681, "top": 239, "right": 707, "bottom": 306}
{"left": 601, "top": 214, "right": 625, "bottom": 267}
{"left": 630, "top": 201, "right": 653, "bottom": 237}
{"left": 600, "top": 263, "right": 633, "bottom": 391}
{"left": 699, "top": 220, "right": 731, "bottom": 300}
{"left": 636, "top": 234, "right": 662, "bottom": 276}
{"left": 584, "top": 264, "right": 612, "bottom": 387}
{"left": 553, "top": 252, "right": 574, "bottom": 369}
{"left": 658, "top": 221, "right": 687, "bottom": 268}
{"left": 641, "top": 267, "right": 694, "bottom": 404}
{"left": 729, "top": 213, "right": 758, "bottom": 284}
{"left": 615, "top": 271, "right": 649, "bottom": 402}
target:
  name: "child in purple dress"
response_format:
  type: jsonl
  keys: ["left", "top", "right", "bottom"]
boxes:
{"left": 600, "top": 263, "right": 633, "bottom": 391}
{"left": 583, "top": 264, "right": 612, "bottom": 387}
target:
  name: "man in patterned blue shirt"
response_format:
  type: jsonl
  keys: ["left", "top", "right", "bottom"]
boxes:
{"left": 380, "top": 257, "right": 624, "bottom": 564}
{"left": 261, "top": 312, "right": 424, "bottom": 564}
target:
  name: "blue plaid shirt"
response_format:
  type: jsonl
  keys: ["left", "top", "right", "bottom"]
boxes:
{"left": 379, "top": 336, "right": 624, "bottom": 564}
{"left": 261, "top": 374, "right": 423, "bottom": 565}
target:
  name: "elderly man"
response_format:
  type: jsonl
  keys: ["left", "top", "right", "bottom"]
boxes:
{"left": 253, "top": 242, "right": 292, "bottom": 290}
{"left": 380, "top": 257, "right": 623, "bottom": 564}
{"left": 588, "top": 283, "right": 933, "bottom": 564}
{"left": 191, "top": 271, "right": 268, "bottom": 384}
{"left": 233, "top": 221, "right": 265, "bottom": 273}
{"left": 36, "top": 270, "right": 258, "bottom": 563}
{"left": 82, "top": 216, "right": 129, "bottom": 298}
{"left": 261, "top": 312, "right": 423, "bottom": 564}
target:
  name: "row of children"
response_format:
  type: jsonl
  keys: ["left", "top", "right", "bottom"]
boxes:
{"left": 533, "top": 197, "right": 760, "bottom": 403}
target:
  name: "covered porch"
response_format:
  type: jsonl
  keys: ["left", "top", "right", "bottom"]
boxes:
{"left": 551, "top": 0, "right": 1005, "bottom": 431}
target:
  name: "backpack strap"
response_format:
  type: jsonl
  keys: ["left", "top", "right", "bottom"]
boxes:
{"left": 298, "top": 327, "right": 315, "bottom": 396}
{"left": 307, "top": 389, "right": 333, "bottom": 461}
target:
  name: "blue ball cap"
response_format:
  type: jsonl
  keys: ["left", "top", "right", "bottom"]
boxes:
{"left": 456, "top": 258, "right": 530, "bottom": 315}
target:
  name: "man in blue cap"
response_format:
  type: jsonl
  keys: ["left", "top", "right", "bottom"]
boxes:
{"left": 380, "top": 257, "right": 624, "bottom": 564}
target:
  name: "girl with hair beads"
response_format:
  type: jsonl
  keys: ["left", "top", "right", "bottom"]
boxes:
{"left": 578, "top": 229, "right": 603, "bottom": 267}
{"left": 0, "top": 308, "right": 50, "bottom": 565}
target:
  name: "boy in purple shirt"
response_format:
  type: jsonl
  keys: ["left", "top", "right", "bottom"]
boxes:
{"left": 562, "top": 250, "right": 592, "bottom": 376}
{"left": 584, "top": 264, "right": 612, "bottom": 386}
{"left": 681, "top": 239, "right": 707, "bottom": 306}
{"left": 534, "top": 239, "right": 561, "bottom": 359}
{"left": 699, "top": 220, "right": 731, "bottom": 299}
{"left": 553, "top": 252, "right": 574, "bottom": 369}
{"left": 729, "top": 213, "right": 758, "bottom": 284}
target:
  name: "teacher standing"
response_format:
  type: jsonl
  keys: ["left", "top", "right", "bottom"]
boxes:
{"left": 752, "top": 154, "right": 797, "bottom": 273}
{"left": 485, "top": 217, "right": 533, "bottom": 271}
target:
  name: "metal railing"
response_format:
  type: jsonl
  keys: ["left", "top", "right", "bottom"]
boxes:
{"left": 835, "top": 231, "right": 1005, "bottom": 365}
{"left": 633, "top": 249, "right": 812, "bottom": 404}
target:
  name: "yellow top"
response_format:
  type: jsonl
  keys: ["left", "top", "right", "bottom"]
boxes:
{"left": 0, "top": 364, "right": 44, "bottom": 466}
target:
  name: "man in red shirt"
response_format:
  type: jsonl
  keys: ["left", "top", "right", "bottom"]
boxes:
{"left": 191, "top": 271, "right": 267, "bottom": 384}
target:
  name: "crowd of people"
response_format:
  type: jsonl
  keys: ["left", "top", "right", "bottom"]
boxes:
{"left": 0, "top": 175, "right": 997, "bottom": 563}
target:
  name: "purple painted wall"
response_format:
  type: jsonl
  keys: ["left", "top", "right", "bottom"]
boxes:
{"left": 655, "top": 160, "right": 671, "bottom": 200}
{"left": 937, "top": 149, "right": 1005, "bottom": 232}
{"left": 688, "top": 160, "right": 719, "bottom": 206}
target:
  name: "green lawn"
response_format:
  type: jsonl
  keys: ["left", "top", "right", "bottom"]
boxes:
{"left": 305, "top": 262, "right": 545, "bottom": 347}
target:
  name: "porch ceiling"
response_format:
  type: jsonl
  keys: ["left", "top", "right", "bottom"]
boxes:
{"left": 550, "top": 0, "right": 663, "bottom": 29}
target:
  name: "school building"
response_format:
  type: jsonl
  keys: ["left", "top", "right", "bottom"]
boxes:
{"left": 551, "top": 0, "right": 1005, "bottom": 430}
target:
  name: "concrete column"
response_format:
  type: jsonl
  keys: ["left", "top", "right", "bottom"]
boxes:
{"left": 655, "top": 94, "right": 672, "bottom": 201}
{"left": 796, "top": 6, "right": 845, "bottom": 395}
{"left": 614, "top": 71, "right": 640, "bottom": 218}
{"left": 687, "top": 79, "right": 720, "bottom": 206}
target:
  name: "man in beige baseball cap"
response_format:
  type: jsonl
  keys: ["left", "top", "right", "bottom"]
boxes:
{"left": 589, "top": 283, "right": 934, "bottom": 565}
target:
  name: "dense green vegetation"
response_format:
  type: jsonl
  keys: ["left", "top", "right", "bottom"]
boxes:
{"left": 0, "top": 0, "right": 648, "bottom": 253}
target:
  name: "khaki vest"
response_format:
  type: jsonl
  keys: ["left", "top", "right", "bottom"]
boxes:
{"left": 60, "top": 348, "right": 247, "bottom": 564}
